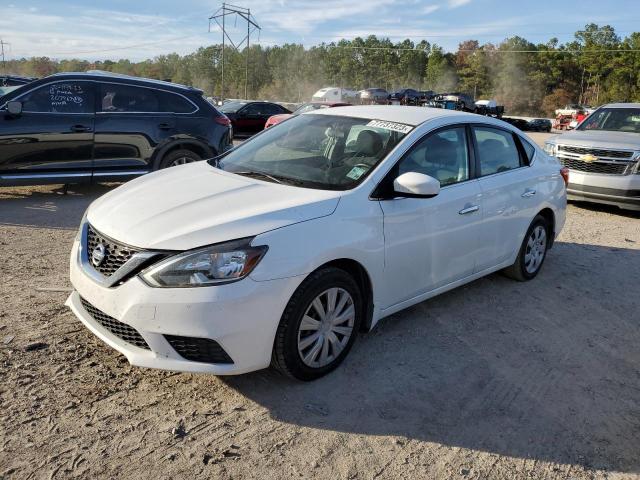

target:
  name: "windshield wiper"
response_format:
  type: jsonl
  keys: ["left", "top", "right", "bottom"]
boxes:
{"left": 234, "top": 170, "right": 284, "bottom": 184}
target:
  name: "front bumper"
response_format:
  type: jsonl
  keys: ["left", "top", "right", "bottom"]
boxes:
{"left": 567, "top": 170, "right": 640, "bottom": 210}
{"left": 67, "top": 240, "right": 304, "bottom": 375}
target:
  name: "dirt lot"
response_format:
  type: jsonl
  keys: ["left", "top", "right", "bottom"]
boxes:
{"left": 1, "top": 132, "right": 640, "bottom": 479}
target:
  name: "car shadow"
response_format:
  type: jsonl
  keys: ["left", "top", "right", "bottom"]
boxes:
{"left": 0, "top": 183, "right": 117, "bottom": 230}
{"left": 568, "top": 199, "right": 640, "bottom": 219}
{"left": 222, "top": 242, "right": 640, "bottom": 473}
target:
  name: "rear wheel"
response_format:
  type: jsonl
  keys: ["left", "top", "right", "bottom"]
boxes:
{"left": 503, "top": 215, "right": 550, "bottom": 281}
{"left": 158, "top": 149, "right": 201, "bottom": 169}
{"left": 271, "top": 267, "right": 362, "bottom": 381}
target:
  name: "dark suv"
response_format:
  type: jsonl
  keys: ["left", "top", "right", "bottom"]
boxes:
{"left": 0, "top": 72, "right": 232, "bottom": 186}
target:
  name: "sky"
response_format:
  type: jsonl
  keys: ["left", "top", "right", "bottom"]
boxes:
{"left": 1, "top": 0, "right": 639, "bottom": 61}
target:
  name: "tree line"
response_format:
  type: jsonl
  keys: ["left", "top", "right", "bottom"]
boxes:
{"left": 4, "top": 24, "right": 639, "bottom": 116}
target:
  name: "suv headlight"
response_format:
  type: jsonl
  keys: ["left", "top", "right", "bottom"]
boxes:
{"left": 543, "top": 142, "right": 557, "bottom": 156}
{"left": 140, "top": 238, "right": 267, "bottom": 288}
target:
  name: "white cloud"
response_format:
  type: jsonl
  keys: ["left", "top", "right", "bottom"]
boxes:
{"left": 422, "top": 5, "right": 440, "bottom": 14}
{"left": 448, "top": 0, "right": 472, "bottom": 7}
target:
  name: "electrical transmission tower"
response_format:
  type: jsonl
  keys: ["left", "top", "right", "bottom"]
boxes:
{"left": 209, "top": 3, "right": 261, "bottom": 101}
{"left": 0, "top": 39, "right": 10, "bottom": 73}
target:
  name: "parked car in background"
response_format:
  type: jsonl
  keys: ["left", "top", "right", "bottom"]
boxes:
{"left": 358, "top": 88, "right": 389, "bottom": 104}
{"left": 0, "top": 75, "right": 37, "bottom": 87}
{"left": 474, "top": 99, "right": 505, "bottom": 118}
{"left": 544, "top": 103, "right": 640, "bottom": 211}
{"left": 311, "top": 87, "right": 358, "bottom": 103}
{"left": 502, "top": 117, "right": 529, "bottom": 131}
{"left": 0, "top": 71, "right": 232, "bottom": 187}
{"left": 388, "top": 88, "right": 422, "bottom": 105}
{"left": 527, "top": 118, "right": 552, "bottom": 132}
{"left": 67, "top": 105, "right": 567, "bottom": 381}
{"left": 428, "top": 92, "right": 475, "bottom": 112}
{"left": 265, "top": 101, "right": 351, "bottom": 128}
{"left": 220, "top": 101, "right": 290, "bottom": 137}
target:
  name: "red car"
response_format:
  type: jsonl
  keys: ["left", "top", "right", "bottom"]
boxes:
{"left": 265, "top": 101, "right": 351, "bottom": 128}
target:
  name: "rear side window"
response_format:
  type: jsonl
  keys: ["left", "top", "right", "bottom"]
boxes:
{"left": 519, "top": 137, "right": 536, "bottom": 163}
{"left": 473, "top": 127, "right": 522, "bottom": 176}
{"left": 397, "top": 126, "right": 469, "bottom": 186}
{"left": 21, "top": 81, "right": 94, "bottom": 114}
{"left": 99, "top": 83, "right": 195, "bottom": 113}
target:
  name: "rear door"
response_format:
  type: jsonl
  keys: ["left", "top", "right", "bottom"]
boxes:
{"left": 0, "top": 80, "right": 94, "bottom": 183}
{"left": 472, "top": 125, "right": 539, "bottom": 270}
{"left": 93, "top": 82, "right": 194, "bottom": 178}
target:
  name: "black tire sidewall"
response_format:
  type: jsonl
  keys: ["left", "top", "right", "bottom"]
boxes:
{"left": 275, "top": 268, "right": 362, "bottom": 381}
{"left": 158, "top": 149, "right": 201, "bottom": 169}
{"left": 518, "top": 215, "right": 549, "bottom": 280}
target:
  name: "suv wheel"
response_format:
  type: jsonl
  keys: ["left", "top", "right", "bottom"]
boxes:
{"left": 503, "top": 215, "right": 550, "bottom": 281}
{"left": 271, "top": 267, "right": 362, "bottom": 381}
{"left": 159, "top": 149, "right": 201, "bottom": 169}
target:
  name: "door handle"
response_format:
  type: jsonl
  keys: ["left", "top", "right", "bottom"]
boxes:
{"left": 458, "top": 204, "right": 479, "bottom": 215}
{"left": 521, "top": 188, "right": 536, "bottom": 198}
{"left": 158, "top": 123, "right": 173, "bottom": 130}
{"left": 70, "top": 125, "right": 92, "bottom": 132}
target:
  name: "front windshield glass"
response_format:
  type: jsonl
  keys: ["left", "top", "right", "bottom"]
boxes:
{"left": 213, "top": 114, "right": 412, "bottom": 190}
{"left": 577, "top": 108, "right": 640, "bottom": 133}
{"left": 219, "top": 101, "right": 246, "bottom": 113}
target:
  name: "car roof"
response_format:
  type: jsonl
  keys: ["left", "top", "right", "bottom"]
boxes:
{"left": 602, "top": 103, "right": 640, "bottom": 109}
{"left": 44, "top": 71, "right": 202, "bottom": 93}
{"left": 305, "top": 105, "right": 489, "bottom": 126}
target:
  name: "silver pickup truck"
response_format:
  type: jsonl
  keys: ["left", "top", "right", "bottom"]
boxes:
{"left": 544, "top": 103, "right": 640, "bottom": 211}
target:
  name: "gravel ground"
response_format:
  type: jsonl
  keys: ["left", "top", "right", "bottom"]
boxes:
{"left": 1, "top": 133, "right": 639, "bottom": 479}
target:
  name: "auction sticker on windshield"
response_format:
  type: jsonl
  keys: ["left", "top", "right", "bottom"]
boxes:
{"left": 366, "top": 120, "right": 413, "bottom": 134}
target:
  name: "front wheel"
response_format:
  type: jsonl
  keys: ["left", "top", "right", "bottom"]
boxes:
{"left": 503, "top": 215, "right": 550, "bottom": 281}
{"left": 158, "top": 149, "right": 201, "bottom": 169}
{"left": 271, "top": 267, "right": 362, "bottom": 381}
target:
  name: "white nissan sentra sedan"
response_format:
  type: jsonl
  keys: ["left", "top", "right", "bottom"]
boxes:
{"left": 67, "top": 106, "right": 567, "bottom": 381}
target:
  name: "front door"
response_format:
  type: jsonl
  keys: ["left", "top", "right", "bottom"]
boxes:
{"left": 0, "top": 80, "right": 95, "bottom": 184}
{"left": 379, "top": 126, "right": 483, "bottom": 309}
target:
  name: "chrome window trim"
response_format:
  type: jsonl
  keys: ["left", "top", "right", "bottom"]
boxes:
{"left": 1, "top": 78, "right": 199, "bottom": 115}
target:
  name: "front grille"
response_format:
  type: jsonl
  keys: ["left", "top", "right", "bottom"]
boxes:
{"left": 558, "top": 145, "right": 634, "bottom": 159}
{"left": 558, "top": 157, "right": 630, "bottom": 175}
{"left": 80, "top": 296, "right": 150, "bottom": 350}
{"left": 164, "top": 335, "right": 233, "bottom": 364}
{"left": 87, "top": 225, "right": 139, "bottom": 277}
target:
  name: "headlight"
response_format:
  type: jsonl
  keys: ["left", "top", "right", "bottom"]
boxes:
{"left": 140, "top": 239, "right": 267, "bottom": 288}
{"left": 543, "top": 142, "right": 557, "bottom": 156}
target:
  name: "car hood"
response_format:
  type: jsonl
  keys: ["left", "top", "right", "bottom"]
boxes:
{"left": 87, "top": 162, "right": 342, "bottom": 251}
{"left": 549, "top": 130, "right": 640, "bottom": 150}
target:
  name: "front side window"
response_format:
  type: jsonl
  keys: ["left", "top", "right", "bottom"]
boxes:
{"left": 473, "top": 127, "right": 522, "bottom": 176}
{"left": 397, "top": 127, "right": 469, "bottom": 187}
{"left": 214, "top": 114, "right": 411, "bottom": 190}
{"left": 577, "top": 108, "right": 640, "bottom": 133}
{"left": 20, "top": 81, "right": 94, "bottom": 114}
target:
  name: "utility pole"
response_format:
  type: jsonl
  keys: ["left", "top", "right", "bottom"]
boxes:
{"left": 0, "top": 39, "right": 9, "bottom": 73}
{"left": 209, "top": 4, "right": 260, "bottom": 101}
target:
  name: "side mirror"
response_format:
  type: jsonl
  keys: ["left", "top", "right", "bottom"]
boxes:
{"left": 7, "top": 101, "right": 22, "bottom": 115}
{"left": 393, "top": 172, "right": 440, "bottom": 198}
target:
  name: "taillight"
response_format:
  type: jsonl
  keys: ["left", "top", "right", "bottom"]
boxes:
{"left": 214, "top": 116, "right": 231, "bottom": 126}
{"left": 560, "top": 167, "right": 569, "bottom": 187}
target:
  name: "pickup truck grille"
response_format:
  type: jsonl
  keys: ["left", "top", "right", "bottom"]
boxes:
{"left": 558, "top": 145, "right": 634, "bottom": 159}
{"left": 558, "top": 158, "right": 630, "bottom": 175}
{"left": 556, "top": 144, "right": 636, "bottom": 175}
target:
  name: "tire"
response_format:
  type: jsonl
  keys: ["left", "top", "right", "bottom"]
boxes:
{"left": 158, "top": 149, "right": 201, "bottom": 169}
{"left": 271, "top": 267, "right": 362, "bottom": 381}
{"left": 503, "top": 215, "right": 550, "bottom": 281}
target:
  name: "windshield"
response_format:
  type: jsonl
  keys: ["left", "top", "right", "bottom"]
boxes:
{"left": 212, "top": 114, "right": 412, "bottom": 190}
{"left": 577, "top": 108, "right": 640, "bottom": 133}
{"left": 219, "top": 101, "right": 246, "bottom": 113}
